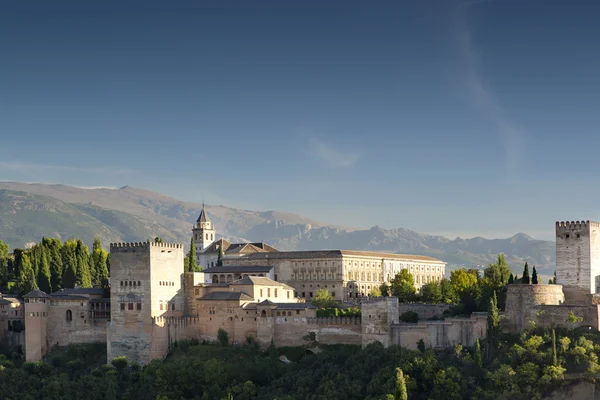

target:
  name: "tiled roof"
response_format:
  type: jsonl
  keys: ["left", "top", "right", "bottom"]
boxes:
{"left": 230, "top": 276, "right": 293, "bottom": 289}
{"left": 51, "top": 288, "right": 104, "bottom": 296}
{"left": 199, "top": 292, "right": 254, "bottom": 301}
{"left": 0, "top": 297, "right": 20, "bottom": 305}
{"left": 50, "top": 294, "right": 89, "bottom": 301}
{"left": 203, "top": 240, "right": 279, "bottom": 255}
{"left": 239, "top": 250, "right": 444, "bottom": 263}
{"left": 202, "top": 265, "right": 272, "bottom": 273}
{"left": 196, "top": 205, "right": 211, "bottom": 223}
{"left": 244, "top": 302, "right": 316, "bottom": 310}
{"left": 23, "top": 289, "right": 49, "bottom": 298}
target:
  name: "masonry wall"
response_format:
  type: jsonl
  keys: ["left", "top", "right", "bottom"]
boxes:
{"left": 24, "top": 300, "right": 48, "bottom": 362}
{"left": 392, "top": 313, "right": 487, "bottom": 350}
{"left": 361, "top": 297, "right": 400, "bottom": 347}
{"left": 273, "top": 317, "right": 362, "bottom": 347}
{"left": 398, "top": 304, "right": 452, "bottom": 320}
{"left": 504, "top": 284, "right": 565, "bottom": 332}
{"left": 46, "top": 300, "right": 106, "bottom": 348}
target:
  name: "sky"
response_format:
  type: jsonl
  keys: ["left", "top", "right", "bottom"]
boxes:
{"left": 1, "top": 0, "right": 600, "bottom": 241}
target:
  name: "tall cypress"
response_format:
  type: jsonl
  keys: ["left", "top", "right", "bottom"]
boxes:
{"left": 217, "top": 245, "right": 224, "bottom": 267}
{"left": 522, "top": 262, "right": 530, "bottom": 284}
{"left": 531, "top": 266, "right": 539, "bottom": 284}
{"left": 43, "top": 237, "right": 63, "bottom": 291}
{"left": 394, "top": 368, "right": 408, "bottom": 400}
{"left": 474, "top": 338, "right": 483, "bottom": 369}
{"left": 91, "top": 237, "right": 108, "bottom": 285}
{"left": 75, "top": 239, "right": 92, "bottom": 288}
{"left": 61, "top": 240, "right": 78, "bottom": 289}
{"left": 486, "top": 291, "right": 500, "bottom": 361}
{"left": 17, "top": 254, "right": 38, "bottom": 296}
{"left": 552, "top": 329, "right": 558, "bottom": 366}
{"left": 37, "top": 247, "right": 52, "bottom": 294}
{"left": 188, "top": 237, "right": 197, "bottom": 272}
{"left": 508, "top": 273, "right": 514, "bottom": 284}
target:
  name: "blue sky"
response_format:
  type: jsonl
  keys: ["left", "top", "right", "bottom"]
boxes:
{"left": 1, "top": 0, "right": 600, "bottom": 241}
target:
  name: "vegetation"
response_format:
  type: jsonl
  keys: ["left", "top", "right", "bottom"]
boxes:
{"left": 0, "top": 236, "right": 111, "bottom": 295}
{"left": 311, "top": 288, "right": 337, "bottom": 309}
{"left": 316, "top": 307, "right": 361, "bottom": 318}
{"left": 2, "top": 323, "right": 599, "bottom": 400}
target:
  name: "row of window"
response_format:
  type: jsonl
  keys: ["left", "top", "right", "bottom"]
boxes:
{"left": 300, "top": 291, "right": 336, "bottom": 298}
{"left": 27, "top": 312, "right": 47, "bottom": 317}
{"left": 120, "top": 281, "right": 141, "bottom": 287}
{"left": 159, "top": 281, "right": 175, "bottom": 286}
{"left": 120, "top": 303, "right": 142, "bottom": 311}
{"left": 159, "top": 302, "right": 175, "bottom": 311}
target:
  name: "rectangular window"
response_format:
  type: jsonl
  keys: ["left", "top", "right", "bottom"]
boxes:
{"left": 195, "top": 289, "right": 199, "bottom": 296}
{"left": 128, "top": 303, "right": 133, "bottom": 310}
{"left": 287, "top": 291, "right": 290, "bottom": 299}
{"left": 171, "top": 303, "right": 175, "bottom": 311}
{"left": 309, "top": 292, "right": 313, "bottom": 298}
{"left": 160, "top": 303, "right": 163, "bottom": 310}
{"left": 275, "top": 289, "right": 278, "bottom": 297}
{"left": 260, "top": 289, "right": 263, "bottom": 297}
{"left": 332, "top": 292, "right": 335, "bottom": 297}
{"left": 120, "top": 303, "right": 125, "bottom": 311}
{"left": 302, "top": 292, "right": 305, "bottom": 298}
{"left": 268, "top": 288, "right": 271, "bottom": 297}
{"left": 136, "top": 303, "right": 142, "bottom": 310}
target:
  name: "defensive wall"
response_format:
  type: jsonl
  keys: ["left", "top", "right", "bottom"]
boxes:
{"left": 392, "top": 312, "right": 487, "bottom": 350}
{"left": 361, "top": 297, "right": 399, "bottom": 347}
{"left": 398, "top": 303, "right": 452, "bottom": 320}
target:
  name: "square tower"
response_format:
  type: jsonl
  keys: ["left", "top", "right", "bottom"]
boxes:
{"left": 107, "top": 241, "right": 184, "bottom": 365}
{"left": 556, "top": 221, "right": 600, "bottom": 297}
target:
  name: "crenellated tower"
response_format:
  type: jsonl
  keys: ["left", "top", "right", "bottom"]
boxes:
{"left": 556, "top": 220, "right": 600, "bottom": 302}
{"left": 192, "top": 203, "right": 216, "bottom": 262}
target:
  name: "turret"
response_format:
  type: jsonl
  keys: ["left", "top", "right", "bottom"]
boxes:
{"left": 23, "top": 289, "right": 49, "bottom": 362}
{"left": 192, "top": 202, "right": 216, "bottom": 256}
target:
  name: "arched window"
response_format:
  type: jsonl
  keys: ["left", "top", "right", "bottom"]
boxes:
{"left": 261, "top": 310, "right": 267, "bottom": 318}
{"left": 66, "top": 310, "right": 72, "bottom": 322}
{"left": 212, "top": 274, "right": 219, "bottom": 283}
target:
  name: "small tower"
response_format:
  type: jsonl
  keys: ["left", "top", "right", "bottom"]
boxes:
{"left": 23, "top": 289, "right": 49, "bottom": 362}
{"left": 192, "top": 203, "right": 216, "bottom": 257}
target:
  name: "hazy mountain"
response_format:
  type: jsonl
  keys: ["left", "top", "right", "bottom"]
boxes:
{"left": 0, "top": 182, "right": 556, "bottom": 275}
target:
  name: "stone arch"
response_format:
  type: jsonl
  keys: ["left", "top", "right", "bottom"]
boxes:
{"left": 219, "top": 274, "right": 225, "bottom": 282}
{"left": 66, "top": 310, "right": 72, "bottom": 322}
{"left": 261, "top": 310, "right": 267, "bottom": 318}
{"left": 212, "top": 274, "right": 219, "bottom": 283}
{"left": 226, "top": 274, "right": 233, "bottom": 283}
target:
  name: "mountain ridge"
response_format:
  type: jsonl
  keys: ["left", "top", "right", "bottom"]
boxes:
{"left": 0, "top": 182, "right": 556, "bottom": 275}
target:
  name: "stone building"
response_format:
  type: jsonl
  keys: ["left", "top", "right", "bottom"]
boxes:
{"left": 193, "top": 209, "right": 446, "bottom": 300}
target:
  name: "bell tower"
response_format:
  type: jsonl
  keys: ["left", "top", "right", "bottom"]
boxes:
{"left": 192, "top": 202, "right": 216, "bottom": 258}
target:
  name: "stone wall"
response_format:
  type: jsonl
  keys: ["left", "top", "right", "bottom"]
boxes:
{"left": 274, "top": 317, "right": 362, "bottom": 347}
{"left": 392, "top": 312, "right": 487, "bottom": 350}
{"left": 504, "top": 284, "right": 565, "bottom": 332}
{"left": 556, "top": 221, "right": 598, "bottom": 295}
{"left": 398, "top": 304, "right": 452, "bottom": 320}
{"left": 361, "top": 297, "right": 399, "bottom": 347}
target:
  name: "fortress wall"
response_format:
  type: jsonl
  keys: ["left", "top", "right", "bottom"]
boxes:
{"left": 529, "top": 304, "right": 600, "bottom": 331}
{"left": 273, "top": 317, "right": 362, "bottom": 347}
{"left": 392, "top": 313, "right": 487, "bottom": 350}
{"left": 504, "top": 284, "right": 565, "bottom": 332}
{"left": 361, "top": 298, "right": 399, "bottom": 347}
{"left": 398, "top": 304, "right": 452, "bottom": 320}
{"left": 46, "top": 302, "right": 107, "bottom": 348}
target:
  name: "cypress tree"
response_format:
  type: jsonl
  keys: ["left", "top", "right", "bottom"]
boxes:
{"left": 37, "top": 247, "right": 52, "bottom": 294}
{"left": 75, "top": 239, "right": 92, "bottom": 288}
{"left": 17, "top": 254, "right": 38, "bottom": 296}
{"left": 43, "top": 237, "right": 63, "bottom": 291}
{"left": 508, "top": 273, "right": 514, "bottom": 284}
{"left": 514, "top": 274, "right": 518, "bottom": 283}
{"left": 522, "top": 262, "right": 530, "bottom": 284}
{"left": 189, "top": 237, "right": 197, "bottom": 272}
{"left": 552, "top": 329, "right": 558, "bottom": 366}
{"left": 474, "top": 338, "right": 483, "bottom": 369}
{"left": 61, "top": 240, "right": 77, "bottom": 288}
{"left": 532, "top": 266, "right": 539, "bottom": 284}
{"left": 486, "top": 291, "right": 500, "bottom": 361}
{"left": 394, "top": 368, "right": 408, "bottom": 400}
{"left": 217, "top": 245, "right": 224, "bottom": 267}
{"left": 91, "top": 237, "right": 109, "bottom": 285}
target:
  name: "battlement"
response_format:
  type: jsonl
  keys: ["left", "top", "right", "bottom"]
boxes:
{"left": 152, "top": 315, "right": 200, "bottom": 325}
{"left": 306, "top": 317, "right": 361, "bottom": 325}
{"left": 556, "top": 221, "right": 600, "bottom": 231}
{"left": 110, "top": 241, "right": 184, "bottom": 252}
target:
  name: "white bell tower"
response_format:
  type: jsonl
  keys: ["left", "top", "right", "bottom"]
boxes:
{"left": 192, "top": 202, "right": 216, "bottom": 261}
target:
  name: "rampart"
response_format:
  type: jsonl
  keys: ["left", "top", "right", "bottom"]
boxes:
{"left": 392, "top": 312, "right": 487, "bottom": 350}
{"left": 109, "top": 242, "right": 184, "bottom": 251}
{"left": 273, "top": 316, "right": 362, "bottom": 347}
{"left": 398, "top": 303, "right": 452, "bottom": 320}
{"left": 504, "top": 284, "right": 565, "bottom": 332}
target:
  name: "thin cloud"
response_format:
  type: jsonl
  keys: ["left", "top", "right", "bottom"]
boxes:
{"left": 453, "top": 1, "right": 526, "bottom": 178}
{"left": 309, "top": 139, "right": 361, "bottom": 168}
{"left": 0, "top": 161, "right": 133, "bottom": 176}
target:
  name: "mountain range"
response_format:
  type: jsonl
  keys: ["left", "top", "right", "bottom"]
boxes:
{"left": 0, "top": 182, "right": 556, "bottom": 276}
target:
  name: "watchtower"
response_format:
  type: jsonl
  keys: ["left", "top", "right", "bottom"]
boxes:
{"left": 107, "top": 241, "right": 185, "bottom": 365}
{"left": 556, "top": 221, "right": 600, "bottom": 302}
{"left": 23, "top": 289, "right": 49, "bottom": 362}
{"left": 192, "top": 203, "right": 216, "bottom": 261}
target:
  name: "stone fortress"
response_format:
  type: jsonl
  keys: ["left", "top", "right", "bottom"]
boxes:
{"left": 16, "top": 214, "right": 598, "bottom": 366}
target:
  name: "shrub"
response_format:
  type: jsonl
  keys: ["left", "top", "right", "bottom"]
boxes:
{"left": 399, "top": 311, "right": 419, "bottom": 323}
{"left": 218, "top": 328, "right": 229, "bottom": 347}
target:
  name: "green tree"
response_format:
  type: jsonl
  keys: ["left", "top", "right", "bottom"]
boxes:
{"left": 566, "top": 311, "right": 583, "bottom": 330}
{"left": 474, "top": 338, "right": 483, "bottom": 369}
{"left": 154, "top": 237, "right": 163, "bottom": 243}
{"left": 312, "top": 289, "right": 337, "bottom": 308}
{"left": 390, "top": 269, "right": 416, "bottom": 303}
{"left": 188, "top": 237, "right": 197, "bottom": 272}
{"left": 369, "top": 286, "right": 382, "bottom": 297}
{"left": 42, "top": 237, "right": 63, "bottom": 291}
{"left": 217, "top": 328, "right": 229, "bottom": 346}
{"left": 417, "top": 338, "right": 426, "bottom": 353}
{"left": 61, "top": 240, "right": 78, "bottom": 289}
{"left": 379, "top": 282, "right": 390, "bottom": 297}
{"left": 37, "top": 247, "right": 52, "bottom": 294}
{"left": 217, "top": 245, "right": 224, "bottom": 267}
{"left": 440, "top": 278, "right": 457, "bottom": 303}
{"left": 484, "top": 254, "right": 511, "bottom": 287}
{"left": 552, "top": 329, "right": 558, "bottom": 366}
{"left": 17, "top": 254, "right": 38, "bottom": 296}
{"left": 522, "top": 262, "right": 530, "bottom": 284}
{"left": 75, "top": 240, "right": 92, "bottom": 288}
{"left": 393, "top": 367, "right": 408, "bottom": 400}
{"left": 0, "top": 239, "right": 9, "bottom": 285}
{"left": 532, "top": 266, "right": 538, "bottom": 284}
{"left": 420, "top": 281, "right": 443, "bottom": 303}
{"left": 508, "top": 273, "right": 514, "bottom": 284}
{"left": 91, "top": 238, "right": 109, "bottom": 285}
{"left": 487, "top": 291, "right": 500, "bottom": 361}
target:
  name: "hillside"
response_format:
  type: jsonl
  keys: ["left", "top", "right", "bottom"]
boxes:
{"left": 0, "top": 182, "right": 556, "bottom": 273}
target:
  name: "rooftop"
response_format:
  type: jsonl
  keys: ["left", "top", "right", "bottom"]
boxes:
{"left": 240, "top": 249, "right": 444, "bottom": 263}
{"left": 202, "top": 265, "right": 272, "bottom": 273}
{"left": 203, "top": 239, "right": 279, "bottom": 255}
{"left": 51, "top": 288, "right": 104, "bottom": 296}
{"left": 23, "top": 289, "right": 50, "bottom": 299}
{"left": 199, "top": 292, "right": 254, "bottom": 301}
{"left": 230, "top": 276, "right": 294, "bottom": 289}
